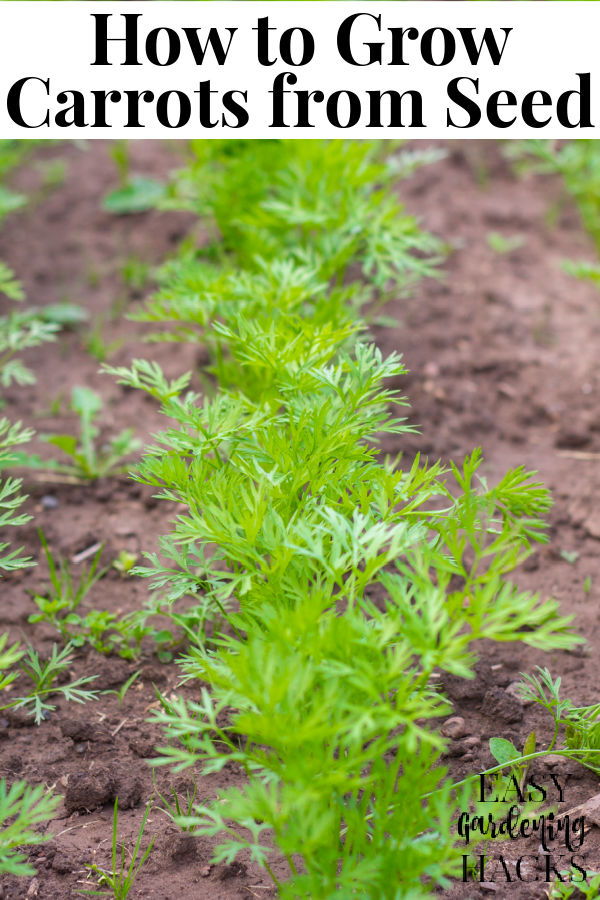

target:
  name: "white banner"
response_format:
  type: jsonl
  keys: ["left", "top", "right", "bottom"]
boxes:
{"left": 0, "top": 1, "right": 597, "bottom": 138}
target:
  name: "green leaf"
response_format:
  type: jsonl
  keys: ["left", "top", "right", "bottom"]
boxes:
{"left": 489, "top": 737, "right": 520, "bottom": 766}
{"left": 0, "top": 262, "right": 24, "bottom": 301}
{"left": 102, "top": 177, "right": 166, "bottom": 215}
{"left": 560, "top": 549, "right": 579, "bottom": 565}
{"left": 0, "top": 185, "right": 25, "bottom": 222}
{"left": 42, "top": 435, "right": 78, "bottom": 457}
{"left": 38, "top": 303, "right": 89, "bottom": 327}
{"left": 71, "top": 387, "right": 102, "bottom": 420}
{"left": 522, "top": 731, "right": 536, "bottom": 759}
{"left": 5, "top": 451, "right": 62, "bottom": 471}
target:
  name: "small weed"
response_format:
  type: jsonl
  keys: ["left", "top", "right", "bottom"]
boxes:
{"left": 560, "top": 549, "right": 579, "bottom": 564}
{"left": 37, "top": 391, "right": 66, "bottom": 418}
{"left": 104, "top": 670, "right": 141, "bottom": 707}
{"left": 0, "top": 298, "right": 59, "bottom": 388}
{"left": 584, "top": 576, "right": 592, "bottom": 595}
{"left": 152, "top": 771, "right": 198, "bottom": 832}
{"left": 84, "top": 320, "right": 124, "bottom": 362}
{"left": 112, "top": 550, "right": 137, "bottom": 577}
{"left": 81, "top": 797, "right": 155, "bottom": 898}
{"left": 39, "top": 302, "right": 89, "bottom": 329}
{"left": 488, "top": 731, "right": 537, "bottom": 792}
{"left": 35, "top": 158, "right": 67, "bottom": 193}
{"left": 0, "top": 186, "right": 24, "bottom": 224}
{"left": 120, "top": 256, "right": 151, "bottom": 292}
{"left": 17, "top": 387, "right": 141, "bottom": 481}
{"left": 102, "top": 141, "right": 165, "bottom": 216}
{"left": 548, "top": 869, "right": 600, "bottom": 899}
{"left": 103, "top": 178, "right": 165, "bottom": 216}
{"left": 1, "top": 642, "right": 98, "bottom": 725}
{"left": 29, "top": 529, "right": 105, "bottom": 640}
{"left": 85, "top": 263, "right": 102, "bottom": 289}
{"left": 486, "top": 231, "right": 526, "bottom": 254}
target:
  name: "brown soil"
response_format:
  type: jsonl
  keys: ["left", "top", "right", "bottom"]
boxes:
{"left": 1, "top": 140, "right": 600, "bottom": 899}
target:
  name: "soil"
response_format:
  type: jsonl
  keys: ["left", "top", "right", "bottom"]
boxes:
{"left": 1, "top": 140, "right": 600, "bottom": 899}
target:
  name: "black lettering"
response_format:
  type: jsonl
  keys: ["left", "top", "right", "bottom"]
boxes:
{"left": 183, "top": 27, "right": 237, "bottom": 65}
{"left": 269, "top": 71, "right": 297, "bottom": 126}
{"left": 91, "top": 90, "right": 121, "bottom": 127}
{"left": 55, "top": 90, "right": 86, "bottom": 128}
{"left": 337, "top": 13, "right": 382, "bottom": 66}
{"left": 222, "top": 90, "right": 249, "bottom": 128}
{"left": 556, "top": 73, "right": 592, "bottom": 128}
{"left": 254, "top": 17, "right": 277, "bottom": 66}
{"left": 366, "top": 89, "right": 424, "bottom": 127}
{"left": 421, "top": 27, "right": 455, "bottom": 66}
{"left": 145, "top": 27, "right": 180, "bottom": 66}
{"left": 327, "top": 90, "right": 361, "bottom": 128}
{"left": 156, "top": 90, "right": 191, "bottom": 128}
{"left": 6, "top": 76, "right": 50, "bottom": 128}
{"left": 280, "top": 27, "right": 314, "bottom": 66}
{"left": 92, "top": 13, "right": 141, "bottom": 65}
{"left": 446, "top": 76, "right": 481, "bottom": 127}
{"left": 486, "top": 89, "right": 517, "bottom": 128}
{"left": 124, "top": 90, "right": 154, "bottom": 127}
{"left": 458, "top": 27, "right": 512, "bottom": 65}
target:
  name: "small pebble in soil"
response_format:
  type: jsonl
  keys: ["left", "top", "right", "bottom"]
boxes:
{"left": 440, "top": 716, "right": 469, "bottom": 739}
{"left": 41, "top": 495, "right": 59, "bottom": 510}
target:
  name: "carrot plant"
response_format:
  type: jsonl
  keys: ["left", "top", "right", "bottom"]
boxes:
{"left": 0, "top": 140, "right": 32, "bottom": 228}
{"left": 168, "top": 140, "right": 443, "bottom": 285}
{"left": 102, "top": 139, "right": 583, "bottom": 895}
{"left": 0, "top": 779, "right": 60, "bottom": 877}
{"left": 132, "top": 141, "right": 444, "bottom": 356}
{"left": 0, "top": 640, "right": 61, "bottom": 873}
{"left": 0, "top": 642, "right": 98, "bottom": 725}
{"left": 511, "top": 140, "right": 600, "bottom": 288}
{"left": 513, "top": 140, "right": 600, "bottom": 251}
{"left": 118, "top": 325, "right": 575, "bottom": 897}
{"left": 513, "top": 667, "right": 600, "bottom": 774}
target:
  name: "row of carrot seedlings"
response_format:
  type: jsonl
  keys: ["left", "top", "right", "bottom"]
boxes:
{"left": 106, "top": 140, "right": 578, "bottom": 897}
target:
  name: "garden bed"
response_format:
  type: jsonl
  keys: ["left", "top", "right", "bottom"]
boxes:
{"left": 1, "top": 140, "right": 600, "bottom": 899}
